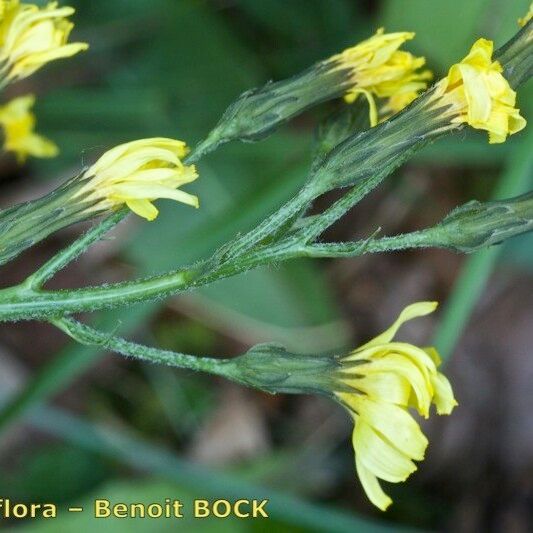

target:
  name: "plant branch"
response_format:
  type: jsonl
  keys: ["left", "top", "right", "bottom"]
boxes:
{"left": 23, "top": 209, "right": 129, "bottom": 290}
{"left": 51, "top": 316, "right": 239, "bottom": 380}
{"left": 0, "top": 222, "right": 512, "bottom": 322}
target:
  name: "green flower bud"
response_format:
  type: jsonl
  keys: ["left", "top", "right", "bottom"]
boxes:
{"left": 194, "top": 63, "right": 353, "bottom": 158}
{"left": 192, "top": 29, "right": 431, "bottom": 161}
{"left": 0, "top": 175, "right": 90, "bottom": 265}
{"left": 230, "top": 343, "right": 341, "bottom": 395}
{"left": 308, "top": 90, "right": 453, "bottom": 194}
{"left": 433, "top": 191, "right": 533, "bottom": 253}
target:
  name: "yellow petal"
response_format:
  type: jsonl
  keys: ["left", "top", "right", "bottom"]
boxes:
{"left": 110, "top": 184, "right": 199, "bottom": 208}
{"left": 354, "top": 353, "right": 432, "bottom": 416}
{"left": 435, "top": 38, "right": 526, "bottom": 143}
{"left": 76, "top": 137, "right": 199, "bottom": 218}
{"left": 348, "top": 370, "right": 412, "bottom": 406}
{"left": 344, "top": 88, "right": 378, "bottom": 126}
{"left": 353, "top": 420, "right": 417, "bottom": 482}
{"left": 0, "top": 1, "right": 87, "bottom": 83}
{"left": 125, "top": 199, "right": 159, "bottom": 221}
{"left": 0, "top": 93, "right": 57, "bottom": 162}
{"left": 355, "top": 457, "right": 392, "bottom": 511}
{"left": 334, "top": 28, "right": 429, "bottom": 122}
{"left": 508, "top": 109, "right": 527, "bottom": 135}
{"left": 431, "top": 373, "right": 458, "bottom": 415}
{"left": 88, "top": 138, "right": 187, "bottom": 177}
{"left": 126, "top": 166, "right": 198, "bottom": 187}
{"left": 95, "top": 147, "right": 182, "bottom": 182}
{"left": 485, "top": 69, "right": 514, "bottom": 102}
{"left": 360, "top": 301, "right": 438, "bottom": 349}
{"left": 349, "top": 396, "right": 428, "bottom": 460}
{"left": 458, "top": 63, "right": 491, "bottom": 124}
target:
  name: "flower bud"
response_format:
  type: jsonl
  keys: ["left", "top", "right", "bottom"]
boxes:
{"left": 433, "top": 192, "right": 533, "bottom": 253}
{"left": 231, "top": 343, "right": 340, "bottom": 395}
{"left": 0, "top": 138, "right": 199, "bottom": 265}
{"left": 194, "top": 28, "right": 430, "bottom": 159}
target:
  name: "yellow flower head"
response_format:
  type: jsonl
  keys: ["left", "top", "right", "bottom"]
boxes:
{"left": 518, "top": 2, "right": 532, "bottom": 26}
{"left": 0, "top": 1, "right": 88, "bottom": 84}
{"left": 0, "top": 93, "right": 58, "bottom": 162}
{"left": 431, "top": 38, "right": 526, "bottom": 143}
{"left": 74, "top": 138, "right": 199, "bottom": 221}
{"left": 335, "top": 302, "right": 457, "bottom": 511}
{"left": 330, "top": 28, "right": 432, "bottom": 125}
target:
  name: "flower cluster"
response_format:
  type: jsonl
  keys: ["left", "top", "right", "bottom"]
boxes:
{"left": 0, "top": 2, "right": 531, "bottom": 518}
{"left": 430, "top": 38, "right": 526, "bottom": 143}
{"left": 0, "top": 94, "right": 57, "bottom": 161}
{"left": 334, "top": 302, "right": 456, "bottom": 510}
{"left": 0, "top": 0, "right": 87, "bottom": 84}
{"left": 73, "top": 138, "right": 199, "bottom": 221}
{"left": 0, "top": 1, "right": 87, "bottom": 162}
{"left": 331, "top": 28, "right": 432, "bottom": 125}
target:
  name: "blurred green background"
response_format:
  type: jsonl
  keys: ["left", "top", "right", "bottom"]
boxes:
{"left": 0, "top": 0, "right": 532, "bottom": 531}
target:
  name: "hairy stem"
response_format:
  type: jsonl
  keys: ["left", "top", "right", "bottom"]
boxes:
{"left": 0, "top": 227, "right": 446, "bottom": 321}
{"left": 0, "top": 23, "right": 529, "bottom": 323}
{"left": 303, "top": 229, "right": 439, "bottom": 257}
{"left": 52, "top": 316, "right": 239, "bottom": 379}
{"left": 219, "top": 184, "right": 317, "bottom": 261}
{"left": 24, "top": 209, "right": 129, "bottom": 290}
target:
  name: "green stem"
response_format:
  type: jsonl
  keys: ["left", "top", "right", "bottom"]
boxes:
{"left": 185, "top": 132, "right": 222, "bottom": 164}
{"left": 0, "top": 226, "right": 447, "bottom": 321}
{"left": 0, "top": 25, "right": 529, "bottom": 323}
{"left": 220, "top": 184, "right": 317, "bottom": 261}
{"left": 300, "top": 173, "right": 389, "bottom": 242}
{"left": 23, "top": 209, "right": 129, "bottom": 290}
{"left": 304, "top": 228, "right": 439, "bottom": 257}
{"left": 51, "top": 316, "right": 238, "bottom": 380}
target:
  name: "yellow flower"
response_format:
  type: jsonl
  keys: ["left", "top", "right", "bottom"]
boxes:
{"left": 431, "top": 38, "right": 526, "bottom": 143}
{"left": 518, "top": 2, "right": 532, "bottom": 26}
{"left": 74, "top": 138, "right": 199, "bottom": 221}
{"left": 335, "top": 302, "right": 457, "bottom": 511}
{"left": 330, "top": 28, "right": 432, "bottom": 126}
{"left": 379, "top": 91, "right": 419, "bottom": 118}
{"left": 0, "top": 1, "right": 87, "bottom": 85}
{"left": 0, "top": 94, "right": 58, "bottom": 162}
